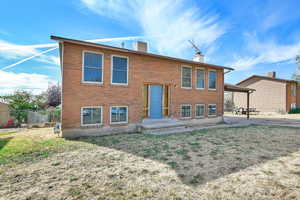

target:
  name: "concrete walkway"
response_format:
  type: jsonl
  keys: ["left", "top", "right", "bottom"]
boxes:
{"left": 0, "top": 128, "right": 23, "bottom": 133}
{"left": 144, "top": 117, "right": 300, "bottom": 135}
{"left": 224, "top": 116, "right": 300, "bottom": 128}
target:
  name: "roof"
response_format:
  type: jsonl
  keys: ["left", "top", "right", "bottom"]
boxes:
{"left": 237, "top": 75, "right": 297, "bottom": 86}
{"left": 224, "top": 83, "right": 255, "bottom": 93}
{"left": 51, "top": 36, "right": 234, "bottom": 71}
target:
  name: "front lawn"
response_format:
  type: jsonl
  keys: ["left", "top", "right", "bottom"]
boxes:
{"left": 1, "top": 126, "right": 300, "bottom": 199}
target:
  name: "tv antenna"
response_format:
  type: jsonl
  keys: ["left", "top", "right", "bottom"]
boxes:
{"left": 188, "top": 40, "right": 202, "bottom": 55}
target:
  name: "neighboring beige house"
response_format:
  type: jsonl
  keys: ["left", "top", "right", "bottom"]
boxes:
{"left": 0, "top": 102, "right": 12, "bottom": 127}
{"left": 233, "top": 72, "right": 299, "bottom": 113}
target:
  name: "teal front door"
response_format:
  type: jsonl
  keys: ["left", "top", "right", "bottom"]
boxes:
{"left": 149, "top": 85, "right": 163, "bottom": 118}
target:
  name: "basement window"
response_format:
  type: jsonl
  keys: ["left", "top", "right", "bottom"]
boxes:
{"left": 111, "top": 56, "right": 128, "bottom": 85}
{"left": 110, "top": 106, "right": 128, "bottom": 124}
{"left": 196, "top": 104, "right": 205, "bottom": 117}
{"left": 81, "top": 106, "right": 102, "bottom": 126}
{"left": 208, "top": 104, "right": 217, "bottom": 116}
{"left": 82, "top": 51, "right": 103, "bottom": 83}
{"left": 181, "top": 104, "right": 192, "bottom": 118}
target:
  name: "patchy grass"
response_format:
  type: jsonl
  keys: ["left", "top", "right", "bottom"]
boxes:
{"left": 1, "top": 125, "right": 300, "bottom": 199}
{"left": 0, "top": 131, "right": 17, "bottom": 137}
{"left": 0, "top": 128, "right": 86, "bottom": 165}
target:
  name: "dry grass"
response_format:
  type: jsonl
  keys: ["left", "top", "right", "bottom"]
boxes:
{"left": 1, "top": 126, "right": 300, "bottom": 199}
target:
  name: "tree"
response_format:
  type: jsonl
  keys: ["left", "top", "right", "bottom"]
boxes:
{"left": 45, "top": 83, "right": 61, "bottom": 107}
{"left": 293, "top": 54, "right": 300, "bottom": 83}
{"left": 1, "top": 90, "right": 42, "bottom": 125}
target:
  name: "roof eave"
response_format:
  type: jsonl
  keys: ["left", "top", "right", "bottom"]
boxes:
{"left": 50, "top": 35, "right": 234, "bottom": 71}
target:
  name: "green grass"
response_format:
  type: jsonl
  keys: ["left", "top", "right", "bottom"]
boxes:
{"left": 0, "top": 131, "right": 17, "bottom": 137}
{"left": 0, "top": 135, "right": 82, "bottom": 165}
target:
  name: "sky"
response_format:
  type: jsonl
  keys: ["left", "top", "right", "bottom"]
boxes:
{"left": 0, "top": 0, "right": 300, "bottom": 95}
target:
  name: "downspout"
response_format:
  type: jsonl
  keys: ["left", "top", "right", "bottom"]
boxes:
{"left": 59, "top": 41, "right": 64, "bottom": 136}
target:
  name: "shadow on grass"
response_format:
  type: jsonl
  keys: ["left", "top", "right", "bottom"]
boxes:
{"left": 69, "top": 125, "right": 300, "bottom": 186}
{"left": 0, "top": 137, "right": 12, "bottom": 151}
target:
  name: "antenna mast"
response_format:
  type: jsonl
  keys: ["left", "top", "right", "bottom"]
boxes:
{"left": 188, "top": 40, "right": 202, "bottom": 54}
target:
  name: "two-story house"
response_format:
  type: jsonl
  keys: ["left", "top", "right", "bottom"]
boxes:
{"left": 51, "top": 36, "right": 233, "bottom": 137}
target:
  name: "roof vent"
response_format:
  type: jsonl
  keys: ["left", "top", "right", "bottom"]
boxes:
{"left": 193, "top": 52, "right": 205, "bottom": 63}
{"left": 134, "top": 41, "right": 148, "bottom": 52}
{"left": 267, "top": 71, "right": 276, "bottom": 78}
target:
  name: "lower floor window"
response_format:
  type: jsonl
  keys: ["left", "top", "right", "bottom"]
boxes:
{"left": 208, "top": 104, "right": 217, "bottom": 116}
{"left": 181, "top": 105, "right": 191, "bottom": 118}
{"left": 111, "top": 106, "right": 128, "bottom": 123}
{"left": 196, "top": 104, "right": 205, "bottom": 117}
{"left": 291, "top": 103, "right": 296, "bottom": 110}
{"left": 81, "top": 107, "right": 102, "bottom": 125}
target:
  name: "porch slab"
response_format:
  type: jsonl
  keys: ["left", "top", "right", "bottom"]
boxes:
{"left": 139, "top": 117, "right": 224, "bottom": 135}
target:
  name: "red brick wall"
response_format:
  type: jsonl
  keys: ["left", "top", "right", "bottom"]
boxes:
{"left": 297, "top": 86, "right": 300, "bottom": 108}
{"left": 286, "top": 82, "right": 297, "bottom": 111}
{"left": 61, "top": 42, "right": 224, "bottom": 129}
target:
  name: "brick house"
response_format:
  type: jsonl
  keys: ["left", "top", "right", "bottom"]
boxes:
{"left": 233, "top": 72, "right": 299, "bottom": 113}
{"left": 51, "top": 36, "right": 233, "bottom": 137}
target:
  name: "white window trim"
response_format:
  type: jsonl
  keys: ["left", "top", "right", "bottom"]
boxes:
{"left": 180, "top": 104, "right": 192, "bottom": 118}
{"left": 292, "top": 85, "right": 297, "bottom": 96}
{"left": 291, "top": 103, "right": 296, "bottom": 109}
{"left": 195, "top": 67, "right": 205, "bottom": 90}
{"left": 208, "top": 69, "right": 217, "bottom": 90}
{"left": 82, "top": 50, "right": 104, "bottom": 84}
{"left": 181, "top": 66, "right": 192, "bottom": 89}
{"left": 81, "top": 106, "right": 103, "bottom": 126}
{"left": 111, "top": 55, "right": 129, "bottom": 86}
{"left": 110, "top": 106, "right": 129, "bottom": 124}
{"left": 208, "top": 104, "right": 217, "bottom": 116}
{"left": 195, "top": 104, "right": 205, "bottom": 118}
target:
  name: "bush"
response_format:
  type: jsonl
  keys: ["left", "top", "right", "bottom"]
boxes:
{"left": 289, "top": 108, "right": 300, "bottom": 114}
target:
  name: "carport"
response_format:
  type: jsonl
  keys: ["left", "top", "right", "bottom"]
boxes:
{"left": 224, "top": 83, "right": 256, "bottom": 119}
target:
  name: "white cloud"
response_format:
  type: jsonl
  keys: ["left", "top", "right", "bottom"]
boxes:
{"left": 0, "top": 70, "right": 55, "bottom": 95}
{"left": 0, "top": 40, "right": 59, "bottom": 66}
{"left": 229, "top": 34, "right": 300, "bottom": 71}
{"left": 80, "top": 0, "right": 226, "bottom": 57}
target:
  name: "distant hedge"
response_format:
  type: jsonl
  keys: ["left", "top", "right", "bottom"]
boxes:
{"left": 289, "top": 108, "right": 300, "bottom": 114}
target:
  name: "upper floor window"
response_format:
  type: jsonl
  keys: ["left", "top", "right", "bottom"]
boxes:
{"left": 81, "top": 106, "right": 102, "bottom": 126}
{"left": 181, "top": 66, "right": 192, "bottom": 88}
{"left": 83, "top": 51, "right": 103, "bottom": 83}
{"left": 208, "top": 71, "right": 217, "bottom": 90}
{"left": 196, "top": 68, "right": 205, "bottom": 89}
{"left": 292, "top": 84, "right": 296, "bottom": 96}
{"left": 111, "top": 56, "right": 128, "bottom": 85}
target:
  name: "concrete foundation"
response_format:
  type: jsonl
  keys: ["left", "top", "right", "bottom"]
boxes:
{"left": 61, "top": 116, "right": 223, "bottom": 138}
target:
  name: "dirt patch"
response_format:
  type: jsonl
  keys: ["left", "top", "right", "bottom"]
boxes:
{"left": 1, "top": 125, "right": 300, "bottom": 199}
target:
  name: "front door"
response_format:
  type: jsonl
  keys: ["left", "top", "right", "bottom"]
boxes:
{"left": 149, "top": 85, "right": 163, "bottom": 118}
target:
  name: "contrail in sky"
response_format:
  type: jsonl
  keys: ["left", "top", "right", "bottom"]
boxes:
{"left": 1, "top": 35, "right": 145, "bottom": 70}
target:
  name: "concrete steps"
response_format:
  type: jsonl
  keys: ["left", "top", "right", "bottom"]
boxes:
{"left": 139, "top": 117, "right": 224, "bottom": 135}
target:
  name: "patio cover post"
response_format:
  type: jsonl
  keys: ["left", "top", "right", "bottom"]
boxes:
{"left": 247, "top": 91, "right": 250, "bottom": 120}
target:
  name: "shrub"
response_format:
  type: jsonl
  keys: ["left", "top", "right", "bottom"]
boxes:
{"left": 289, "top": 108, "right": 300, "bottom": 114}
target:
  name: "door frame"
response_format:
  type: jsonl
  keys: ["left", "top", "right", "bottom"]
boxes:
{"left": 144, "top": 82, "right": 171, "bottom": 118}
